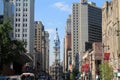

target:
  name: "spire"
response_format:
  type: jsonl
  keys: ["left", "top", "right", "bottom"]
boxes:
{"left": 54, "top": 28, "right": 59, "bottom": 41}
{"left": 56, "top": 28, "right": 57, "bottom": 31}
{"left": 54, "top": 28, "right": 60, "bottom": 47}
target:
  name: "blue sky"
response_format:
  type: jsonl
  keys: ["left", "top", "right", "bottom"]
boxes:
{"left": 35, "top": 0, "right": 111, "bottom": 65}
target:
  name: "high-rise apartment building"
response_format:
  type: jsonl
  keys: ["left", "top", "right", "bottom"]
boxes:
{"left": 34, "top": 21, "right": 49, "bottom": 72}
{"left": 45, "top": 31, "right": 50, "bottom": 73}
{"left": 71, "top": 1, "right": 102, "bottom": 69}
{"left": 34, "top": 21, "right": 45, "bottom": 71}
{"left": 71, "top": 3, "right": 80, "bottom": 69}
{"left": 10, "top": 0, "right": 34, "bottom": 54}
{"left": 64, "top": 15, "right": 72, "bottom": 72}
{"left": 0, "top": 0, "right": 14, "bottom": 24}
{"left": 0, "top": 0, "right": 4, "bottom": 24}
{"left": 0, "top": 0, "right": 4, "bottom": 15}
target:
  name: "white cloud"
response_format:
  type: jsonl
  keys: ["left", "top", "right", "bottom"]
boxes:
{"left": 46, "top": 29, "right": 55, "bottom": 34}
{"left": 52, "top": 2, "right": 71, "bottom": 12}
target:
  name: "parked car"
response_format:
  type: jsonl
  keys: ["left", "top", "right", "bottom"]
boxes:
{"left": 9, "top": 78, "right": 19, "bottom": 80}
{"left": 0, "top": 76, "right": 10, "bottom": 80}
{"left": 8, "top": 75, "right": 20, "bottom": 80}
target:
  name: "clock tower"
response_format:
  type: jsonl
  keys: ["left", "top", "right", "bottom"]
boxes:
{"left": 53, "top": 28, "right": 60, "bottom": 64}
{"left": 52, "top": 28, "right": 61, "bottom": 80}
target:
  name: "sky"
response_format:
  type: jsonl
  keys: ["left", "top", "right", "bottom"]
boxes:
{"left": 35, "top": 0, "right": 111, "bottom": 66}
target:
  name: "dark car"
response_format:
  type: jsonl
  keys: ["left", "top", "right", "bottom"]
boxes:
{"left": 0, "top": 76, "right": 10, "bottom": 80}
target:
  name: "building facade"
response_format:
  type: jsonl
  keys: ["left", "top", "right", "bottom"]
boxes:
{"left": 64, "top": 15, "right": 72, "bottom": 72}
{"left": 0, "top": 0, "right": 14, "bottom": 25}
{"left": 102, "top": 0, "right": 120, "bottom": 79}
{"left": 71, "top": 3, "right": 80, "bottom": 69}
{"left": 71, "top": 0, "right": 102, "bottom": 70}
{"left": 34, "top": 21, "right": 49, "bottom": 72}
{"left": 45, "top": 31, "right": 50, "bottom": 73}
{"left": 0, "top": 0, "right": 4, "bottom": 22}
{"left": 49, "top": 64, "right": 63, "bottom": 80}
{"left": 81, "top": 42, "right": 102, "bottom": 80}
{"left": 10, "top": 0, "right": 35, "bottom": 54}
{"left": 0, "top": 0, "right": 4, "bottom": 24}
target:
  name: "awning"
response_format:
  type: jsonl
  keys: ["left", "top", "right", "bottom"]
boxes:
{"left": 104, "top": 52, "right": 110, "bottom": 60}
{"left": 81, "top": 63, "right": 89, "bottom": 72}
{"left": 15, "top": 53, "right": 33, "bottom": 65}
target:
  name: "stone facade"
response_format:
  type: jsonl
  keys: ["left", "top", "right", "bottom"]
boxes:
{"left": 34, "top": 21, "right": 49, "bottom": 73}
{"left": 102, "top": 0, "right": 120, "bottom": 79}
{"left": 81, "top": 42, "right": 102, "bottom": 80}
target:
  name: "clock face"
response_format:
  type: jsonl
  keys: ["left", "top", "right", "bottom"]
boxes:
{"left": 55, "top": 42, "right": 59, "bottom": 47}
{"left": 55, "top": 42, "right": 58, "bottom": 46}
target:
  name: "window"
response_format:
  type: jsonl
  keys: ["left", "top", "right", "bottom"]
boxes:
{"left": 18, "top": 29, "right": 20, "bottom": 32}
{"left": 15, "top": 24, "right": 17, "bottom": 27}
{"left": 18, "top": 34, "right": 20, "bottom": 37}
{"left": 15, "top": 34, "right": 17, "bottom": 37}
{"left": 25, "top": 34, "right": 27, "bottom": 37}
{"left": 15, "top": 29, "right": 17, "bottom": 32}
{"left": 18, "top": 24, "right": 20, "bottom": 27}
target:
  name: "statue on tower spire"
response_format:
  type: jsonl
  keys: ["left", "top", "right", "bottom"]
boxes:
{"left": 56, "top": 28, "right": 58, "bottom": 31}
{"left": 54, "top": 28, "right": 60, "bottom": 47}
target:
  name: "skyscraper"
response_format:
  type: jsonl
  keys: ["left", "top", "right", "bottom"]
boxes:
{"left": 45, "top": 31, "right": 50, "bottom": 73}
{"left": 0, "top": 0, "right": 14, "bottom": 24}
{"left": 71, "top": 3, "right": 80, "bottom": 69}
{"left": 71, "top": 1, "right": 102, "bottom": 69}
{"left": 34, "top": 21, "right": 50, "bottom": 73}
{"left": 0, "top": 0, "right": 4, "bottom": 15}
{"left": 64, "top": 15, "right": 72, "bottom": 72}
{"left": 10, "top": 0, "right": 34, "bottom": 54}
{"left": 0, "top": 0, "right": 4, "bottom": 24}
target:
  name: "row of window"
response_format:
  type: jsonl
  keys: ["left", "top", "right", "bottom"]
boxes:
{"left": 16, "top": 0, "right": 28, "bottom": 2}
{"left": 16, "top": 3, "right": 28, "bottom": 7}
{"left": 16, "top": 8, "right": 28, "bottom": 12}
{"left": 16, "top": 13, "right": 27, "bottom": 17}
{"left": 15, "top": 34, "right": 27, "bottom": 37}
{"left": 16, "top": 18, "right": 27, "bottom": 22}
{"left": 15, "top": 29, "right": 27, "bottom": 32}
{"left": 15, "top": 23, "right": 27, "bottom": 27}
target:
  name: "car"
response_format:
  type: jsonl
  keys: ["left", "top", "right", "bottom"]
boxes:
{"left": 38, "top": 76, "right": 46, "bottom": 80}
{"left": 8, "top": 75, "right": 20, "bottom": 80}
{"left": 0, "top": 76, "right": 10, "bottom": 80}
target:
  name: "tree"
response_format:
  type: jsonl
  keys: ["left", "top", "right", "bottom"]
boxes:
{"left": 0, "top": 19, "right": 26, "bottom": 66}
{"left": 70, "top": 68, "right": 79, "bottom": 80}
{"left": 99, "top": 62, "right": 113, "bottom": 80}
{"left": 0, "top": 19, "right": 12, "bottom": 64}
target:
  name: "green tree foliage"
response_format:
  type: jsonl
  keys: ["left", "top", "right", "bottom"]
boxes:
{"left": 99, "top": 62, "right": 113, "bottom": 80}
{"left": 70, "top": 68, "right": 79, "bottom": 80}
{"left": 0, "top": 19, "right": 27, "bottom": 64}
